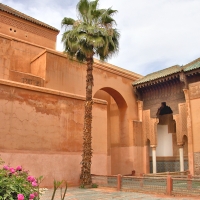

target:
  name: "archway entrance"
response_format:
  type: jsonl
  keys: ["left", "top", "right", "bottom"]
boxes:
{"left": 154, "top": 105, "right": 188, "bottom": 173}
{"left": 93, "top": 87, "right": 128, "bottom": 175}
{"left": 156, "top": 123, "right": 176, "bottom": 172}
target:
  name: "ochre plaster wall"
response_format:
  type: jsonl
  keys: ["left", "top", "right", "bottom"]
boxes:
{"left": 0, "top": 35, "right": 11, "bottom": 79}
{"left": 9, "top": 70, "right": 44, "bottom": 87}
{"left": 0, "top": 34, "right": 45, "bottom": 79}
{"left": 92, "top": 103, "right": 108, "bottom": 175}
{"left": 189, "top": 82, "right": 200, "bottom": 152}
{"left": 36, "top": 50, "right": 142, "bottom": 175}
{"left": 9, "top": 40, "right": 44, "bottom": 73}
{"left": 188, "top": 82, "right": 200, "bottom": 174}
{"left": 0, "top": 28, "right": 145, "bottom": 177}
{"left": 44, "top": 51, "right": 139, "bottom": 140}
{"left": 45, "top": 51, "right": 86, "bottom": 94}
{"left": 0, "top": 12, "right": 58, "bottom": 49}
{"left": 191, "top": 98, "right": 200, "bottom": 152}
{"left": 31, "top": 51, "right": 47, "bottom": 79}
{"left": 93, "top": 90, "right": 144, "bottom": 175}
{"left": 0, "top": 80, "right": 107, "bottom": 187}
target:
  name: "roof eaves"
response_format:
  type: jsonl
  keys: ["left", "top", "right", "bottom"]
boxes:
{"left": 133, "top": 65, "right": 181, "bottom": 86}
{"left": 183, "top": 58, "right": 200, "bottom": 72}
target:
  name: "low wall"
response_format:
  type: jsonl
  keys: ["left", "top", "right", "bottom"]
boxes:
{"left": 92, "top": 174, "right": 200, "bottom": 196}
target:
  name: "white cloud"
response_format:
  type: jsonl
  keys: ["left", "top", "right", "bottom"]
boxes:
{"left": 1, "top": 0, "right": 200, "bottom": 75}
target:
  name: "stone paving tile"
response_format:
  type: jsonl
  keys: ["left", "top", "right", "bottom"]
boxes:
{"left": 40, "top": 187, "right": 198, "bottom": 200}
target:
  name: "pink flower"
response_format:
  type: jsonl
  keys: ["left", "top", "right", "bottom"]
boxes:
{"left": 32, "top": 181, "right": 38, "bottom": 187}
{"left": 29, "top": 193, "right": 35, "bottom": 199}
{"left": 3, "top": 165, "right": 9, "bottom": 170}
{"left": 27, "top": 176, "right": 36, "bottom": 182}
{"left": 17, "top": 194, "right": 24, "bottom": 200}
{"left": 9, "top": 167, "right": 15, "bottom": 173}
{"left": 16, "top": 166, "right": 22, "bottom": 171}
{"left": 34, "top": 192, "right": 38, "bottom": 197}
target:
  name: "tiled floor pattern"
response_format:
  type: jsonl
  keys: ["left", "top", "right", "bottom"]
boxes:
{"left": 40, "top": 187, "right": 198, "bottom": 200}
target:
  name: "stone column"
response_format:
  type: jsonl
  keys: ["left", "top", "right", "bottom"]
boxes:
{"left": 151, "top": 146, "right": 157, "bottom": 173}
{"left": 179, "top": 145, "right": 184, "bottom": 172}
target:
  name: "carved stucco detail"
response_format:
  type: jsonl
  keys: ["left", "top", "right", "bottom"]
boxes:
{"left": 133, "top": 121, "right": 142, "bottom": 146}
{"left": 174, "top": 103, "right": 187, "bottom": 145}
{"left": 179, "top": 103, "right": 187, "bottom": 137}
{"left": 183, "top": 89, "right": 193, "bottom": 145}
{"left": 174, "top": 114, "right": 182, "bottom": 145}
{"left": 142, "top": 110, "right": 157, "bottom": 146}
{"left": 142, "top": 110, "right": 150, "bottom": 145}
{"left": 189, "top": 83, "right": 200, "bottom": 100}
{"left": 150, "top": 118, "right": 158, "bottom": 146}
{"left": 143, "top": 110, "right": 150, "bottom": 145}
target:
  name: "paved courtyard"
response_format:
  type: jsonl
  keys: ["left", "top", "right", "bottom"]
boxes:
{"left": 40, "top": 187, "right": 199, "bottom": 200}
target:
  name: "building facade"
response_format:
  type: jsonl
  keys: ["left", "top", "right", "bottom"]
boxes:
{"left": 0, "top": 3, "right": 200, "bottom": 187}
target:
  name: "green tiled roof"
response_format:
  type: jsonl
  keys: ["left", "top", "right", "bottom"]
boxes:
{"left": 183, "top": 58, "right": 200, "bottom": 72}
{"left": 133, "top": 57, "right": 200, "bottom": 86}
{"left": 133, "top": 65, "right": 181, "bottom": 86}
{"left": 0, "top": 3, "right": 59, "bottom": 32}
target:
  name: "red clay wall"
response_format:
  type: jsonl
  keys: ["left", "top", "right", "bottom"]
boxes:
{"left": 189, "top": 81, "right": 200, "bottom": 174}
{"left": 0, "top": 11, "right": 58, "bottom": 49}
{"left": 0, "top": 80, "right": 107, "bottom": 187}
{"left": 0, "top": 30, "right": 145, "bottom": 178}
{"left": 0, "top": 34, "right": 45, "bottom": 79}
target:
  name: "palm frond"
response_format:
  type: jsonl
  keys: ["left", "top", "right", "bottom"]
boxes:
{"left": 89, "top": 0, "right": 99, "bottom": 11}
{"left": 62, "top": 0, "right": 119, "bottom": 61}
{"left": 100, "top": 8, "right": 117, "bottom": 26}
{"left": 86, "top": 35, "right": 104, "bottom": 48}
{"left": 106, "top": 8, "right": 118, "bottom": 16}
{"left": 77, "top": 0, "right": 90, "bottom": 22}
{"left": 88, "top": 0, "right": 99, "bottom": 21}
{"left": 76, "top": 50, "right": 86, "bottom": 62}
{"left": 61, "top": 17, "right": 75, "bottom": 28}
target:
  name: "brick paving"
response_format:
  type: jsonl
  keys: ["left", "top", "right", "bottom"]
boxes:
{"left": 40, "top": 187, "right": 199, "bottom": 200}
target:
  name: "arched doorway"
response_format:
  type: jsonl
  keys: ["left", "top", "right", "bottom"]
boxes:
{"left": 156, "top": 104, "right": 178, "bottom": 173}
{"left": 93, "top": 87, "right": 128, "bottom": 175}
{"left": 148, "top": 103, "right": 189, "bottom": 174}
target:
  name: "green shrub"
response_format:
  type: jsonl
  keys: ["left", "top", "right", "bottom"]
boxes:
{"left": 0, "top": 157, "right": 41, "bottom": 200}
{"left": 91, "top": 183, "right": 98, "bottom": 188}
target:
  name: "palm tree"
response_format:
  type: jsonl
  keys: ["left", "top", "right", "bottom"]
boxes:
{"left": 61, "top": 0, "right": 119, "bottom": 186}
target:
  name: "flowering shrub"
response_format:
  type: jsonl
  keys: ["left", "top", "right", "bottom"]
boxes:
{"left": 0, "top": 157, "right": 39, "bottom": 200}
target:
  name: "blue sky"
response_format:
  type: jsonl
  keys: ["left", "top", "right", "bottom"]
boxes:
{"left": 1, "top": 0, "right": 200, "bottom": 75}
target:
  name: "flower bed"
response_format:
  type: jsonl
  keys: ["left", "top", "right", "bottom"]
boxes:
{"left": 0, "top": 157, "right": 39, "bottom": 200}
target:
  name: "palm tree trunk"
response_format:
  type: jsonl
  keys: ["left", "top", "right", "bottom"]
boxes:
{"left": 81, "top": 57, "right": 93, "bottom": 186}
